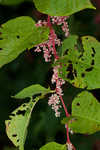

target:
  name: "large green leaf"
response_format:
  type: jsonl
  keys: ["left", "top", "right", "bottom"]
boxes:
{"left": 5, "top": 98, "right": 39, "bottom": 150}
{"left": 0, "top": 16, "right": 49, "bottom": 68}
{"left": 6, "top": 84, "right": 51, "bottom": 150}
{"left": 62, "top": 91, "right": 100, "bottom": 134}
{"left": 12, "top": 84, "right": 51, "bottom": 99}
{"left": 40, "top": 142, "right": 67, "bottom": 150}
{"left": 33, "top": 0, "right": 95, "bottom": 16}
{"left": 56, "top": 35, "right": 100, "bottom": 89}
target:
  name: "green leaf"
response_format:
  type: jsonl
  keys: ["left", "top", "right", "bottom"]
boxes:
{"left": 33, "top": 0, "right": 95, "bottom": 16}
{"left": 56, "top": 36, "right": 100, "bottom": 89}
{"left": 61, "top": 35, "right": 78, "bottom": 56}
{"left": 0, "top": 16, "right": 49, "bottom": 68}
{"left": 40, "top": 142, "right": 67, "bottom": 150}
{"left": 6, "top": 84, "right": 51, "bottom": 150}
{"left": 12, "top": 84, "right": 51, "bottom": 99}
{"left": 0, "top": 0, "right": 24, "bottom": 5}
{"left": 62, "top": 91, "right": 100, "bottom": 134}
{"left": 5, "top": 98, "right": 39, "bottom": 150}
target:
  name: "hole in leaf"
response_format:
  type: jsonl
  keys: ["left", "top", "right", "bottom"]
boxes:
{"left": 32, "top": 93, "right": 41, "bottom": 99}
{"left": 76, "top": 102, "right": 80, "bottom": 106}
{"left": 23, "top": 104, "right": 26, "bottom": 107}
{"left": 66, "top": 64, "right": 74, "bottom": 80}
{"left": 85, "top": 67, "right": 93, "bottom": 72}
{"left": 17, "top": 139, "right": 19, "bottom": 142}
{"left": 78, "top": 54, "right": 83, "bottom": 59}
{"left": 64, "top": 49, "right": 68, "bottom": 55}
{"left": 91, "top": 59, "right": 95, "bottom": 65}
{"left": 92, "top": 54, "right": 95, "bottom": 57}
{"left": 0, "top": 38, "right": 3, "bottom": 40}
{"left": 81, "top": 73, "right": 85, "bottom": 77}
{"left": 67, "top": 72, "right": 74, "bottom": 80}
{"left": 66, "top": 64, "right": 73, "bottom": 71}
{"left": 92, "top": 47, "right": 96, "bottom": 54}
{"left": 12, "top": 134, "right": 17, "bottom": 137}
{"left": 91, "top": 47, "right": 96, "bottom": 57}
{"left": 10, "top": 113, "right": 15, "bottom": 116}
{"left": 16, "top": 110, "right": 26, "bottom": 116}
{"left": 0, "top": 48, "right": 2, "bottom": 50}
{"left": 16, "top": 35, "right": 20, "bottom": 39}
{"left": 8, "top": 117, "right": 12, "bottom": 120}
{"left": 86, "top": 37, "right": 88, "bottom": 40}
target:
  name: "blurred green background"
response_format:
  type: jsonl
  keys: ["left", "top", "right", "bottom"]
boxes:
{"left": 0, "top": 0, "right": 100, "bottom": 150}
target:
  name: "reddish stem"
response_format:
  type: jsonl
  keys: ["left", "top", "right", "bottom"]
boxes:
{"left": 66, "top": 124, "right": 71, "bottom": 143}
{"left": 47, "top": 15, "right": 72, "bottom": 147}
{"left": 47, "top": 16, "right": 59, "bottom": 60}
{"left": 59, "top": 95, "right": 70, "bottom": 117}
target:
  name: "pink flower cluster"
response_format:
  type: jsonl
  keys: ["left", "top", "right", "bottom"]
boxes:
{"left": 48, "top": 66, "right": 65, "bottom": 117}
{"left": 48, "top": 94, "right": 61, "bottom": 117}
{"left": 51, "top": 66, "right": 65, "bottom": 96}
{"left": 35, "top": 16, "right": 69, "bottom": 62}
{"left": 51, "top": 16, "right": 69, "bottom": 37}
{"left": 34, "top": 29, "right": 60, "bottom": 62}
{"left": 35, "top": 16, "right": 68, "bottom": 117}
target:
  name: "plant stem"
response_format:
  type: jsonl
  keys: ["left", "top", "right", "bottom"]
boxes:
{"left": 47, "top": 15, "right": 72, "bottom": 147}
{"left": 47, "top": 16, "right": 59, "bottom": 60}
{"left": 59, "top": 95, "right": 70, "bottom": 117}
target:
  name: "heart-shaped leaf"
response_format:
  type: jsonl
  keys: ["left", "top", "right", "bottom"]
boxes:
{"left": 33, "top": 0, "right": 95, "bottom": 16}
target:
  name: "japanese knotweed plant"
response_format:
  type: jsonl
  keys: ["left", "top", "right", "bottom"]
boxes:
{"left": 0, "top": 0, "right": 100, "bottom": 150}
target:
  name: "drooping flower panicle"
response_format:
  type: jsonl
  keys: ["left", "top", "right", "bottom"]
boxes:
{"left": 35, "top": 16, "right": 69, "bottom": 117}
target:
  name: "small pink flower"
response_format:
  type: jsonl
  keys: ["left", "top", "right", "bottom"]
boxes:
{"left": 35, "top": 20, "right": 48, "bottom": 27}
{"left": 48, "top": 94, "right": 61, "bottom": 117}
{"left": 51, "top": 16, "right": 69, "bottom": 37}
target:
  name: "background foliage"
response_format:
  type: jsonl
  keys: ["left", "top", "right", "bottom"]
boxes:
{"left": 0, "top": 0, "right": 100, "bottom": 150}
